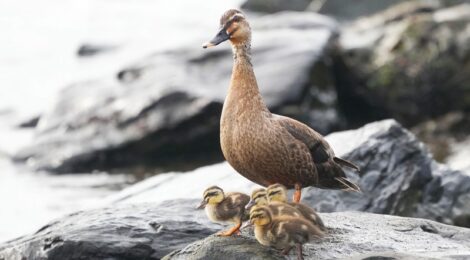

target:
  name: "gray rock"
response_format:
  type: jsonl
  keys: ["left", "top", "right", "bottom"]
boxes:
{"left": 14, "top": 12, "right": 340, "bottom": 173}
{"left": 164, "top": 212, "right": 470, "bottom": 260}
{"left": 303, "top": 119, "right": 470, "bottom": 228}
{"left": 337, "top": 2, "right": 470, "bottom": 126}
{"left": 107, "top": 119, "right": 470, "bottom": 228}
{"left": 0, "top": 200, "right": 219, "bottom": 260}
{"left": 2, "top": 200, "right": 469, "bottom": 260}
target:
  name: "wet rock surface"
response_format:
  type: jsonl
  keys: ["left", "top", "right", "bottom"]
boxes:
{"left": 14, "top": 12, "right": 341, "bottom": 173}
{"left": 0, "top": 200, "right": 219, "bottom": 260}
{"left": 164, "top": 212, "right": 470, "bottom": 260}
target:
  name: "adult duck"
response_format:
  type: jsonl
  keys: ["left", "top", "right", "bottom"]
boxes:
{"left": 203, "top": 9, "right": 360, "bottom": 202}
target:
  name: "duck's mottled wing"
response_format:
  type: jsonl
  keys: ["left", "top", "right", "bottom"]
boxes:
{"left": 274, "top": 115, "right": 334, "bottom": 164}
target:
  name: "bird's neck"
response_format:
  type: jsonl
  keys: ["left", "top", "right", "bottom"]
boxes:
{"left": 223, "top": 42, "right": 269, "bottom": 118}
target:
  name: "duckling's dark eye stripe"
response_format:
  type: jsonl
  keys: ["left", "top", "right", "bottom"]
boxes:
{"left": 204, "top": 191, "right": 218, "bottom": 199}
{"left": 253, "top": 195, "right": 265, "bottom": 201}
{"left": 250, "top": 213, "right": 262, "bottom": 219}
{"left": 268, "top": 190, "right": 281, "bottom": 197}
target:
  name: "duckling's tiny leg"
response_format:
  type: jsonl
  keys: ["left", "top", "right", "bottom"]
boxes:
{"left": 293, "top": 183, "right": 302, "bottom": 203}
{"left": 217, "top": 222, "right": 242, "bottom": 236}
{"left": 296, "top": 244, "right": 304, "bottom": 260}
{"left": 280, "top": 246, "right": 293, "bottom": 255}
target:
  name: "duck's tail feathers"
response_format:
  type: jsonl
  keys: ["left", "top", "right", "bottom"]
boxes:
{"left": 333, "top": 157, "right": 360, "bottom": 173}
{"left": 335, "top": 177, "right": 361, "bottom": 193}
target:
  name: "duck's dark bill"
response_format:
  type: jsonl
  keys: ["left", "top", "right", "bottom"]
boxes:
{"left": 202, "top": 28, "right": 230, "bottom": 48}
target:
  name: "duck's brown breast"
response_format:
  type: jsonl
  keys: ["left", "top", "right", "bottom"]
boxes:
{"left": 221, "top": 113, "right": 316, "bottom": 187}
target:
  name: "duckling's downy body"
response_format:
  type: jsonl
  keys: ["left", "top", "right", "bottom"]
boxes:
{"left": 267, "top": 184, "right": 325, "bottom": 231}
{"left": 250, "top": 206, "right": 324, "bottom": 260}
{"left": 203, "top": 9, "right": 360, "bottom": 202}
{"left": 198, "top": 186, "right": 250, "bottom": 236}
{"left": 246, "top": 188, "right": 326, "bottom": 231}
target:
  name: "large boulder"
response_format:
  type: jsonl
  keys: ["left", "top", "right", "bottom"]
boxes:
{"left": 164, "top": 212, "right": 470, "bottom": 260}
{"left": 14, "top": 12, "right": 341, "bottom": 173}
{"left": 105, "top": 119, "right": 470, "bottom": 228}
{"left": 2, "top": 201, "right": 469, "bottom": 260}
{"left": 337, "top": 2, "right": 470, "bottom": 127}
{"left": 0, "top": 200, "right": 219, "bottom": 260}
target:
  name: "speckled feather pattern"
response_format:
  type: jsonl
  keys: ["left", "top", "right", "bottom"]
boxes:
{"left": 205, "top": 192, "right": 250, "bottom": 224}
{"left": 221, "top": 51, "right": 351, "bottom": 189}
{"left": 254, "top": 216, "right": 323, "bottom": 250}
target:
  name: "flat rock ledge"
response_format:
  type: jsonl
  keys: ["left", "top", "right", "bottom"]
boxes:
{"left": 1, "top": 200, "right": 469, "bottom": 260}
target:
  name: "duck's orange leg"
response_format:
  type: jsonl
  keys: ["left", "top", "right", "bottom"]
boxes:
{"left": 293, "top": 183, "right": 302, "bottom": 203}
{"left": 217, "top": 222, "right": 242, "bottom": 236}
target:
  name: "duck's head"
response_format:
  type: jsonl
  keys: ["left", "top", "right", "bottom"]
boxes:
{"left": 245, "top": 188, "right": 268, "bottom": 210}
{"left": 249, "top": 205, "right": 272, "bottom": 226}
{"left": 197, "top": 186, "right": 224, "bottom": 209}
{"left": 266, "top": 184, "right": 288, "bottom": 203}
{"left": 203, "top": 9, "right": 251, "bottom": 49}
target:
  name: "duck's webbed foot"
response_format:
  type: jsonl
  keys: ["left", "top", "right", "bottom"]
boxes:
{"left": 217, "top": 222, "right": 242, "bottom": 236}
{"left": 293, "top": 183, "right": 302, "bottom": 203}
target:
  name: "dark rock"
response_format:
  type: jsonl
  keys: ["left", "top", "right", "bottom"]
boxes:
{"left": 337, "top": 2, "right": 470, "bottom": 127}
{"left": 110, "top": 119, "right": 470, "bottom": 228}
{"left": 14, "top": 12, "right": 341, "bottom": 173}
{"left": 17, "top": 115, "right": 40, "bottom": 128}
{"left": 164, "top": 212, "right": 470, "bottom": 259}
{"left": 304, "top": 120, "right": 470, "bottom": 228}
{"left": 0, "top": 200, "right": 219, "bottom": 260}
{"left": 241, "top": 0, "right": 313, "bottom": 13}
{"left": 77, "top": 43, "right": 116, "bottom": 57}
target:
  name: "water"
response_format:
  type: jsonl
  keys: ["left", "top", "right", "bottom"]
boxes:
{"left": 0, "top": 0, "right": 242, "bottom": 243}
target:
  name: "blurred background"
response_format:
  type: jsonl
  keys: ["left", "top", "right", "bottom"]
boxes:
{"left": 0, "top": 0, "right": 469, "bottom": 243}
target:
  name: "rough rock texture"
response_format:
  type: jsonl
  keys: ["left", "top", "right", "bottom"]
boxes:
{"left": 2, "top": 202, "right": 469, "bottom": 260}
{"left": 304, "top": 119, "right": 470, "bottom": 228}
{"left": 106, "top": 120, "right": 470, "bottom": 228}
{"left": 14, "top": 12, "right": 340, "bottom": 173}
{"left": 164, "top": 212, "right": 470, "bottom": 260}
{"left": 0, "top": 200, "right": 219, "bottom": 260}
{"left": 337, "top": 2, "right": 470, "bottom": 127}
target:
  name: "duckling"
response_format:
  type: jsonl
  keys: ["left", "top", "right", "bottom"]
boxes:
{"left": 246, "top": 188, "right": 315, "bottom": 225}
{"left": 203, "top": 9, "right": 360, "bottom": 203}
{"left": 266, "top": 184, "right": 326, "bottom": 231}
{"left": 197, "top": 185, "right": 250, "bottom": 236}
{"left": 250, "top": 205, "right": 324, "bottom": 260}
